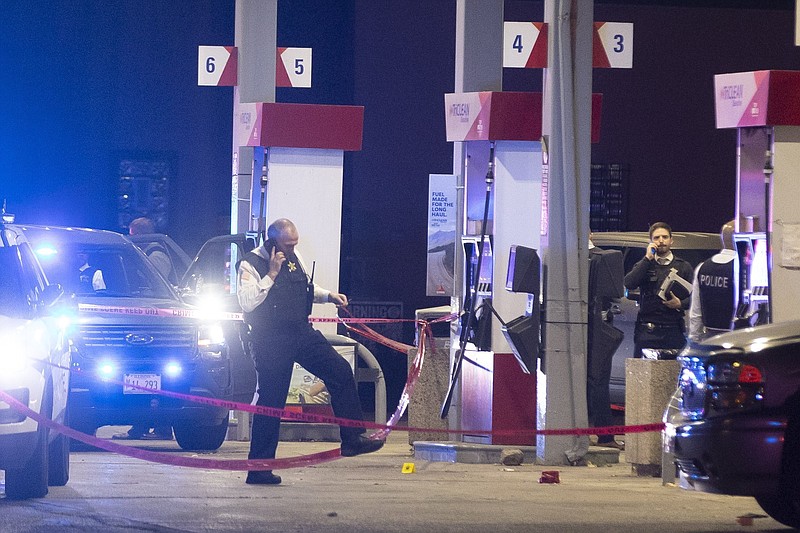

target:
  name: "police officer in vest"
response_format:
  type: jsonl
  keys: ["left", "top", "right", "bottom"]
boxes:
{"left": 237, "top": 218, "right": 384, "bottom": 485}
{"left": 76, "top": 251, "right": 106, "bottom": 293}
{"left": 624, "top": 222, "right": 694, "bottom": 358}
{"left": 688, "top": 220, "right": 738, "bottom": 341}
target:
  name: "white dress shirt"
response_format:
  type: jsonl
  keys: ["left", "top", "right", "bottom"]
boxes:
{"left": 237, "top": 244, "right": 331, "bottom": 313}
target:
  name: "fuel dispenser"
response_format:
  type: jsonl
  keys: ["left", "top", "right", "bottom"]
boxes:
{"left": 438, "top": 91, "right": 602, "bottom": 445}
{"left": 715, "top": 70, "right": 800, "bottom": 323}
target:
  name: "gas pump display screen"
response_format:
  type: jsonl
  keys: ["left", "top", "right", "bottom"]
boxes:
{"left": 751, "top": 238, "right": 768, "bottom": 288}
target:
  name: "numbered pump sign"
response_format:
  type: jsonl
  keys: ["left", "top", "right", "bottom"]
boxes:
{"left": 276, "top": 47, "right": 312, "bottom": 88}
{"left": 503, "top": 22, "right": 548, "bottom": 69}
{"left": 197, "top": 46, "right": 238, "bottom": 86}
{"left": 503, "top": 21, "right": 633, "bottom": 69}
{"left": 593, "top": 22, "right": 633, "bottom": 69}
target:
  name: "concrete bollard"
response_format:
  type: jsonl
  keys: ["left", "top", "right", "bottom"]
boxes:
{"left": 407, "top": 338, "right": 451, "bottom": 444}
{"left": 624, "top": 358, "right": 680, "bottom": 476}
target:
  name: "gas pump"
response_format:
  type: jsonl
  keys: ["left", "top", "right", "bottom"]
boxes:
{"left": 439, "top": 91, "right": 544, "bottom": 445}
{"left": 714, "top": 70, "right": 800, "bottom": 324}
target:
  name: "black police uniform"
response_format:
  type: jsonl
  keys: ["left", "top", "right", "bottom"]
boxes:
{"left": 242, "top": 250, "right": 365, "bottom": 462}
{"left": 624, "top": 254, "right": 693, "bottom": 358}
{"left": 696, "top": 256, "right": 735, "bottom": 333}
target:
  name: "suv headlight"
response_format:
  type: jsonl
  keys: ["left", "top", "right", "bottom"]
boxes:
{"left": 198, "top": 323, "right": 226, "bottom": 359}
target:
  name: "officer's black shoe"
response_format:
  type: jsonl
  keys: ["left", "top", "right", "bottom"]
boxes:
{"left": 340, "top": 435, "right": 385, "bottom": 457}
{"left": 245, "top": 471, "right": 282, "bottom": 485}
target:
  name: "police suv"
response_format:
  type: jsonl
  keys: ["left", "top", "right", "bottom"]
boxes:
{"left": 0, "top": 217, "right": 70, "bottom": 499}
{"left": 17, "top": 225, "right": 245, "bottom": 452}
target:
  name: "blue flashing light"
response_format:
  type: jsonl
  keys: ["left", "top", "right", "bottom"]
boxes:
{"left": 164, "top": 362, "right": 182, "bottom": 378}
{"left": 35, "top": 245, "right": 58, "bottom": 258}
{"left": 97, "top": 361, "right": 115, "bottom": 380}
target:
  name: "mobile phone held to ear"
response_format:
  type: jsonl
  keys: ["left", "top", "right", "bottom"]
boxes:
{"left": 265, "top": 238, "right": 277, "bottom": 256}
{"left": 649, "top": 245, "right": 657, "bottom": 256}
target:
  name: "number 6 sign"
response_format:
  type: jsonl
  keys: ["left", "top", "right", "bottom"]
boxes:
{"left": 197, "top": 46, "right": 238, "bottom": 86}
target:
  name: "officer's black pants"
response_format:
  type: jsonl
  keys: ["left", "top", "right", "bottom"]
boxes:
{"left": 632, "top": 321, "right": 686, "bottom": 359}
{"left": 248, "top": 324, "right": 364, "bottom": 461}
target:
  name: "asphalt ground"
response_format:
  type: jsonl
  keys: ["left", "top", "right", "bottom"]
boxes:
{"left": 0, "top": 428, "right": 790, "bottom": 532}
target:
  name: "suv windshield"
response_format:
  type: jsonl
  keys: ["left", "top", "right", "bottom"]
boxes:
{"left": 0, "top": 247, "right": 27, "bottom": 317}
{"left": 34, "top": 244, "right": 174, "bottom": 299}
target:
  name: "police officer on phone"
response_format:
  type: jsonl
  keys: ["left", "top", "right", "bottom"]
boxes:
{"left": 688, "top": 220, "right": 738, "bottom": 341}
{"left": 237, "top": 218, "right": 384, "bottom": 486}
{"left": 624, "top": 222, "right": 694, "bottom": 358}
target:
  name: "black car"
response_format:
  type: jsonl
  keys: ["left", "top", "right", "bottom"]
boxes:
{"left": 17, "top": 225, "right": 249, "bottom": 451}
{"left": 665, "top": 321, "right": 800, "bottom": 529}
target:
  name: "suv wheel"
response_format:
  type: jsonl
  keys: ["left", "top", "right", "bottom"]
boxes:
{"left": 48, "top": 404, "right": 71, "bottom": 486}
{"left": 5, "top": 390, "right": 51, "bottom": 500}
{"left": 174, "top": 417, "right": 228, "bottom": 451}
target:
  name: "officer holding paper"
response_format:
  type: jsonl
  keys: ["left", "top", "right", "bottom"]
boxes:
{"left": 624, "top": 222, "right": 694, "bottom": 358}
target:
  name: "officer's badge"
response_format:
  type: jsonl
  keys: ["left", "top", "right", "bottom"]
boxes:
{"left": 288, "top": 261, "right": 297, "bottom": 272}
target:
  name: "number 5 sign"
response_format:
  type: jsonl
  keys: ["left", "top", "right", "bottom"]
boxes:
{"left": 277, "top": 47, "right": 312, "bottom": 88}
{"left": 197, "top": 46, "right": 238, "bottom": 86}
{"left": 593, "top": 22, "right": 633, "bottom": 69}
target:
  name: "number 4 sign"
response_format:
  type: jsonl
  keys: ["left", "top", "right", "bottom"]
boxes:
{"left": 503, "top": 22, "right": 548, "bottom": 68}
{"left": 277, "top": 47, "right": 312, "bottom": 88}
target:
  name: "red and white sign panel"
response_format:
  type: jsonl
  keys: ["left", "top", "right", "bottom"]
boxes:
{"left": 277, "top": 47, "right": 312, "bottom": 88}
{"left": 714, "top": 70, "right": 800, "bottom": 129}
{"left": 503, "top": 22, "right": 548, "bottom": 68}
{"left": 197, "top": 46, "right": 237, "bottom": 86}
{"left": 593, "top": 22, "right": 633, "bottom": 69}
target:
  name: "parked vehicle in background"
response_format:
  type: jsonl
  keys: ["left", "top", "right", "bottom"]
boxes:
{"left": 127, "top": 232, "right": 192, "bottom": 287}
{"left": 0, "top": 218, "right": 70, "bottom": 499}
{"left": 590, "top": 231, "right": 719, "bottom": 405}
{"left": 131, "top": 232, "right": 259, "bottom": 404}
{"left": 17, "top": 225, "right": 248, "bottom": 451}
{"left": 664, "top": 321, "right": 800, "bottom": 529}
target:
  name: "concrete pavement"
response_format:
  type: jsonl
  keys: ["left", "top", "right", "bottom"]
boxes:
{"left": 0, "top": 429, "right": 788, "bottom": 532}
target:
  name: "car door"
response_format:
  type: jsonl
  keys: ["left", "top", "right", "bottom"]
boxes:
{"left": 178, "top": 234, "right": 257, "bottom": 403}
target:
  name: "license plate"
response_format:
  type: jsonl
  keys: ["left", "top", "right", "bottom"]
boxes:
{"left": 123, "top": 373, "right": 161, "bottom": 394}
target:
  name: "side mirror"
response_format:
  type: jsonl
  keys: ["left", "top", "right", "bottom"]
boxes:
{"left": 40, "top": 284, "right": 64, "bottom": 308}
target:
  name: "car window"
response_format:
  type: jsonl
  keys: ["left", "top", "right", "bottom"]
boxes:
{"left": 34, "top": 244, "right": 174, "bottom": 299}
{"left": 183, "top": 241, "right": 244, "bottom": 294}
{"left": 0, "top": 247, "right": 31, "bottom": 318}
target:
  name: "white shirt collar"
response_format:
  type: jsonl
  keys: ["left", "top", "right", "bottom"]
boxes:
{"left": 656, "top": 252, "right": 673, "bottom": 265}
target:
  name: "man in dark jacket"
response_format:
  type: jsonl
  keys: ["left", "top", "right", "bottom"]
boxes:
{"left": 237, "top": 218, "right": 384, "bottom": 485}
{"left": 624, "top": 222, "right": 694, "bottom": 358}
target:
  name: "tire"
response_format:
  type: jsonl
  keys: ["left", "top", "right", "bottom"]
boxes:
{"left": 48, "top": 403, "right": 70, "bottom": 486}
{"left": 174, "top": 416, "right": 229, "bottom": 451}
{"left": 755, "top": 493, "right": 800, "bottom": 529}
{"left": 69, "top": 420, "right": 99, "bottom": 452}
{"left": 757, "top": 401, "right": 800, "bottom": 528}
{"left": 5, "top": 413, "right": 49, "bottom": 499}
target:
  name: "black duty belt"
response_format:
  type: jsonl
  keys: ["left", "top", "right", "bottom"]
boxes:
{"left": 637, "top": 321, "right": 682, "bottom": 331}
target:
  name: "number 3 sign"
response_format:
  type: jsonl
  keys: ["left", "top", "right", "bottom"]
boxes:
{"left": 593, "top": 22, "right": 633, "bottom": 69}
